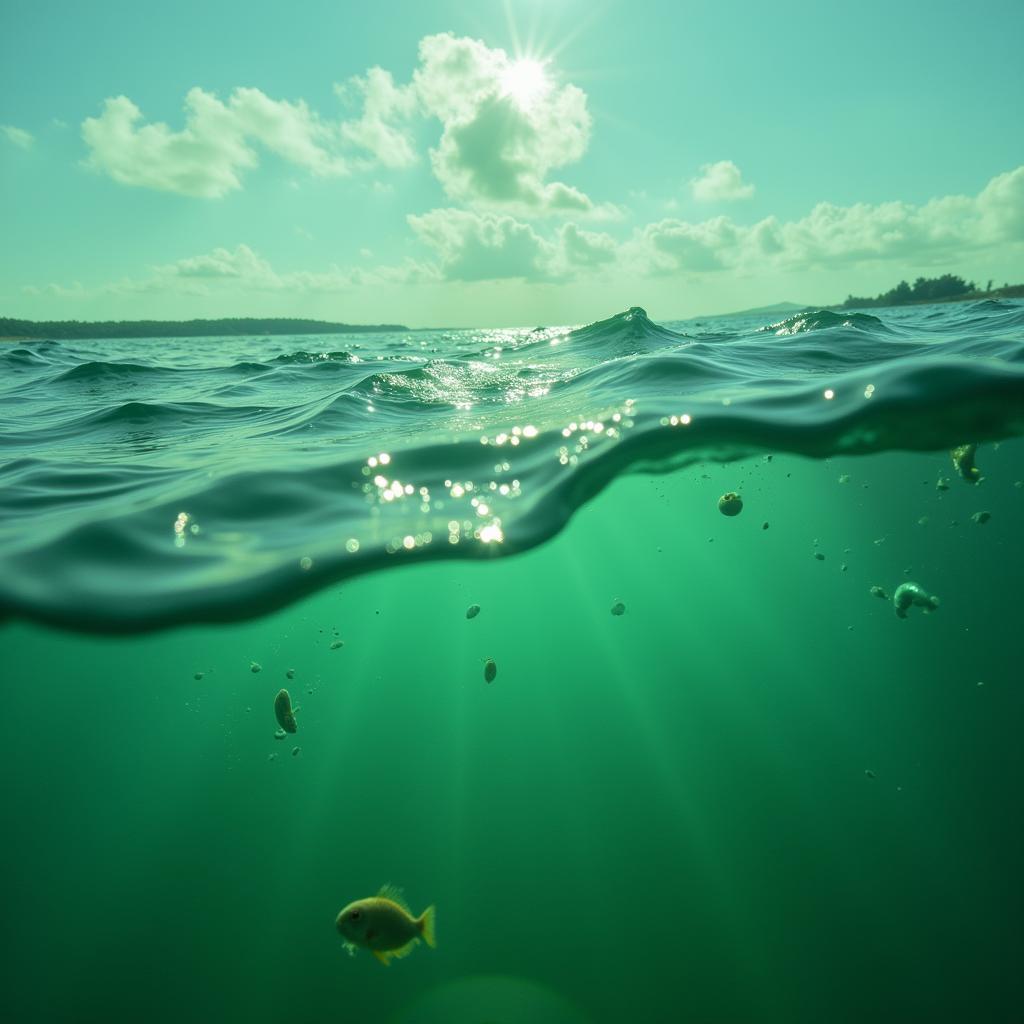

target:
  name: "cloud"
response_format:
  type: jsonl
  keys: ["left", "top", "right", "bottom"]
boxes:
{"left": 26, "top": 244, "right": 436, "bottom": 299}
{"left": 408, "top": 208, "right": 553, "bottom": 281}
{"left": 1, "top": 124, "right": 34, "bottom": 149}
{"left": 407, "top": 208, "right": 619, "bottom": 282}
{"left": 690, "top": 160, "right": 755, "bottom": 202}
{"left": 632, "top": 166, "right": 1024, "bottom": 274}
{"left": 338, "top": 67, "right": 418, "bottom": 168}
{"left": 413, "top": 33, "right": 598, "bottom": 215}
{"left": 81, "top": 89, "right": 347, "bottom": 197}
{"left": 79, "top": 33, "right": 605, "bottom": 212}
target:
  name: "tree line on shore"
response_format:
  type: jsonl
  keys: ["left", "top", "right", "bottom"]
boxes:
{"left": 0, "top": 316, "right": 409, "bottom": 340}
{"left": 841, "top": 274, "right": 1023, "bottom": 309}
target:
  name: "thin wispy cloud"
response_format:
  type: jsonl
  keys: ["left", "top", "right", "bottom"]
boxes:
{"left": 690, "top": 160, "right": 755, "bottom": 202}
{"left": 2, "top": 124, "right": 34, "bottom": 149}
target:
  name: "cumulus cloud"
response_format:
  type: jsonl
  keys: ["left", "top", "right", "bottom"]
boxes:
{"left": 81, "top": 89, "right": 347, "bottom": 197}
{"left": 633, "top": 166, "right": 1024, "bottom": 274}
{"left": 412, "top": 33, "right": 599, "bottom": 214}
{"left": 408, "top": 208, "right": 552, "bottom": 281}
{"left": 690, "top": 160, "right": 755, "bottom": 202}
{"left": 1, "top": 124, "right": 34, "bottom": 149}
{"left": 407, "top": 208, "right": 619, "bottom": 281}
{"left": 79, "top": 33, "right": 606, "bottom": 212}
{"left": 338, "top": 67, "right": 418, "bottom": 168}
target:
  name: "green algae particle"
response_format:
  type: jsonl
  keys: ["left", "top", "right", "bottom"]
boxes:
{"left": 484, "top": 659, "right": 497, "bottom": 684}
{"left": 950, "top": 444, "right": 981, "bottom": 483}
{"left": 610, "top": 600, "right": 626, "bottom": 616}
{"left": 718, "top": 492, "right": 743, "bottom": 516}
{"left": 466, "top": 604, "right": 481, "bottom": 619}
{"left": 274, "top": 688, "right": 297, "bottom": 733}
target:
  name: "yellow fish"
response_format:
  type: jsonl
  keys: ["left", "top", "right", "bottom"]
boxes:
{"left": 335, "top": 884, "right": 436, "bottom": 966}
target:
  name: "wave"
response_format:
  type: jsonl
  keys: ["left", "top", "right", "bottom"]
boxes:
{"left": 1, "top": 303, "right": 1023, "bottom": 633}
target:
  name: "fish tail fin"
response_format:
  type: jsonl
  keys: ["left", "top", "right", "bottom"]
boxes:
{"left": 417, "top": 905, "right": 437, "bottom": 949}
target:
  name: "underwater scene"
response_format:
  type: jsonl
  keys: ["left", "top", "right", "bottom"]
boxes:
{"left": 2, "top": 301, "right": 1024, "bottom": 1023}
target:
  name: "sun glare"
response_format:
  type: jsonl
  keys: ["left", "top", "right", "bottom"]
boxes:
{"left": 500, "top": 58, "right": 549, "bottom": 111}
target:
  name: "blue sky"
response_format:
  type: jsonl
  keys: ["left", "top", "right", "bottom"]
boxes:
{"left": 2, "top": 0, "right": 1022, "bottom": 326}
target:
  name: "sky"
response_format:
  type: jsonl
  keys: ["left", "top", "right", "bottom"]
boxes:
{"left": 1, "top": 0, "right": 1022, "bottom": 327}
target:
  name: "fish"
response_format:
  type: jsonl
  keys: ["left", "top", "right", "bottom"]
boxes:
{"left": 335, "top": 884, "right": 436, "bottom": 966}
{"left": 274, "top": 688, "right": 297, "bottom": 733}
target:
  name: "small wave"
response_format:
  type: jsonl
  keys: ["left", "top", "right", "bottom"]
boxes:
{"left": 1, "top": 301, "right": 1022, "bottom": 633}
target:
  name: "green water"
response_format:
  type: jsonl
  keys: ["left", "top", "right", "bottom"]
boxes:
{"left": 4, "top": 444, "right": 1022, "bottom": 1023}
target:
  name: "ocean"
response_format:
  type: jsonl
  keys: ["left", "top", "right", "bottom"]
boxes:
{"left": 2, "top": 301, "right": 1023, "bottom": 1022}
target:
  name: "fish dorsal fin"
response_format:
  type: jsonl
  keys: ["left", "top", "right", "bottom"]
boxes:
{"left": 376, "top": 883, "right": 410, "bottom": 912}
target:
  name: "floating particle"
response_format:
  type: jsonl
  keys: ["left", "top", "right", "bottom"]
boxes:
{"left": 840, "top": 563, "right": 848, "bottom": 572}
{"left": 299, "top": 556, "right": 313, "bottom": 571}
{"left": 291, "top": 746, "right": 301, "bottom": 758}
{"left": 971, "top": 510, "right": 991, "bottom": 524}
{"left": 717, "top": 492, "right": 743, "bottom": 516}
{"left": 286, "top": 669, "right": 295, "bottom": 680}
{"left": 918, "top": 516, "right": 929, "bottom": 526}
{"left": 936, "top": 477, "right": 950, "bottom": 491}
{"left": 764, "top": 454, "right": 773, "bottom": 462}
{"left": 610, "top": 600, "right": 626, "bottom": 616}
{"left": 865, "top": 769, "right": 876, "bottom": 779}
{"left": 762, "top": 522, "right": 769, "bottom": 530}
{"left": 814, "top": 552, "right": 825, "bottom": 561}
{"left": 194, "top": 671, "right": 204, "bottom": 681}
{"left": 484, "top": 658, "right": 497, "bottom": 684}
{"left": 1014, "top": 481, "right": 1022, "bottom": 489}
{"left": 466, "top": 604, "right": 481, "bottom": 619}
{"left": 869, "top": 585, "right": 888, "bottom": 600}
{"left": 274, "top": 688, "right": 298, "bottom": 733}
{"left": 330, "top": 639, "right": 345, "bottom": 650}
{"left": 950, "top": 443, "right": 981, "bottom": 483}
{"left": 838, "top": 474, "right": 850, "bottom": 484}
{"left": 250, "top": 661, "right": 262, "bottom": 674}
{"left": 274, "top": 728, "right": 286, "bottom": 740}
{"left": 268, "top": 753, "right": 278, "bottom": 761}
{"left": 893, "top": 581, "right": 940, "bottom": 619}
{"left": 245, "top": 706, "right": 252, "bottom": 713}
{"left": 873, "top": 537, "right": 886, "bottom": 546}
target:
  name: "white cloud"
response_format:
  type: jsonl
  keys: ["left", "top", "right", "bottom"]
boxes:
{"left": 81, "top": 89, "right": 347, "bottom": 197}
{"left": 408, "top": 208, "right": 553, "bottom": 281}
{"left": 1, "top": 124, "right": 34, "bottom": 149}
{"left": 632, "top": 166, "right": 1024, "bottom": 274}
{"left": 338, "top": 67, "right": 418, "bottom": 168}
{"left": 413, "top": 33, "right": 599, "bottom": 215}
{"left": 690, "top": 160, "right": 755, "bottom": 202}
{"left": 78, "top": 33, "right": 606, "bottom": 212}
{"left": 407, "top": 208, "right": 619, "bottom": 282}
{"left": 26, "top": 244, "right": 436, "bottom": 299}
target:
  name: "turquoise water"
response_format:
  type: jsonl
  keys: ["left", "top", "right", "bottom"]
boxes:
{"left": 2, "top": 302, "right": 1023, "bottom": 1021}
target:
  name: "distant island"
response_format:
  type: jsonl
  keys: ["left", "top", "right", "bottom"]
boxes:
{"left": 0, "top": 316, "right": 409, "bottom": 341}
{"left": 840, "top": 274, "right": 1024, "bottom": 310}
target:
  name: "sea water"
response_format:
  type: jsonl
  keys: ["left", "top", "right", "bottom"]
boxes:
{"left": 2, "top": 303, "right": 1023, "bottom": 1022}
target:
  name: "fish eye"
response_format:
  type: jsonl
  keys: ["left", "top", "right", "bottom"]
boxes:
{"left": 350, "top": 910, "right": 361, "bottom": 921}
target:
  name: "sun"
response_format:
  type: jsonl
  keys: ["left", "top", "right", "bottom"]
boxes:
{"left": 499, "top": 58, "right": 550, "bottom": 111}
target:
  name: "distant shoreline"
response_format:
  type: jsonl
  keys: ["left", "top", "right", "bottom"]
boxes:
{"left": 0, "top": 316, "right": 409, "bottom": 341}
